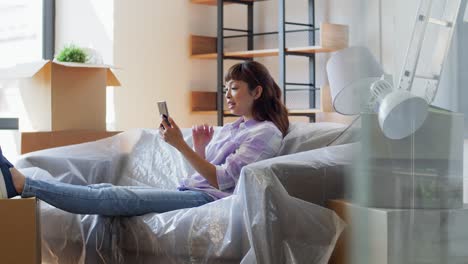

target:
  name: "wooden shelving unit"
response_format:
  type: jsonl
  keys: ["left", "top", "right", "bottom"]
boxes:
{"left": 191, "top": 91, "right": 217, "bottom": 111}
{"left": 191, "top": 46, "right": 341, "bottom": 59}
{"left": 189, "top": 1, "right": 348, "bottom": 124}
{"left": 191, "top": 23, "right": 348, "bottom": 59}
{"left": 190, "top": 91, "right": 324, "bottom": 115}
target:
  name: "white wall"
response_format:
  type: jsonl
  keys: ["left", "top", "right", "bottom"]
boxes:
{"left": 109, "top": 0, "right": 464, "bottom": 129}
{"left": 55, "top": 0, "right": 217, "bottom": 129}
{"left": 252, "top": 0, "right": 466, "bottom": 114}
{"left": 55, "top": 0, "right": 114, "bottom": 63}
{"left": 380, "top": 0, "right": 464, "bottom": 111}
{"left": 54, "top": 0, "right": 466, "bottom": 130}
{"left": 187, "top": 0, "right": 380, "bottom": 117}
{"left": 55, "top": 0, "right": 116, "bottom": 129}
{"left": 53, "top": 0, "right": 378, "bottom": 129}
{"left": 52, "top": 0, "right": 468, "bottom": 201}
{"left": 113, "top": 1, "right": 225, "bottom": 130}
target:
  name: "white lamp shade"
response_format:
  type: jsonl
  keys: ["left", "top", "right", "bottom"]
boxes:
{"left": 326, "top": 47, "right": 384, "bottom": 115}
{"left": 379, "top": 90, "right": 428, "bottom": 140}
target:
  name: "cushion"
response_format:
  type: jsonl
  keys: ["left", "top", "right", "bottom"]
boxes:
{"left": 278, "top": 122, "right": 358, "bottom": 155}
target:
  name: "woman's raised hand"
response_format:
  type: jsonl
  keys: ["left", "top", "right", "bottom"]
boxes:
{"left": 192, "top": 124, "right": 214, "bottom": 157}
{"left": 159, "top": 116, "right": 186, "bottom": 151}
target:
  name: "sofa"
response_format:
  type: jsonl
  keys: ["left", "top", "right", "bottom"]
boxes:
{"left": 16, "top": 122, "right": 357, "bottom": 264}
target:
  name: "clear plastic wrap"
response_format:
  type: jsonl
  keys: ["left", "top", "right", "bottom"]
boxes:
{"left": 16, "top": 123, "right": 355, "bottom": 263}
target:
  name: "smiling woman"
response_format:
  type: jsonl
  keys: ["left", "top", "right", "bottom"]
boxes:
{"left": 224, "top": 61, "right": 290, "bottom": 136}
{"left": 0, "top": 61, "right": 289, "bottom": 218}
{"left": 224, "top": 80, "right": 260, "bottom": 119}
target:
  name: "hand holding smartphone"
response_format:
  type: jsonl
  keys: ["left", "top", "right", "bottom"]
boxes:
{"left": 157, "top": 101, "right": 171, "bottom": 127}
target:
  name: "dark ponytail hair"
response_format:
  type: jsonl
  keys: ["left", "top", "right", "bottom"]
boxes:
{"left": 225, "top": 61, "right": 289, "bottom": 137}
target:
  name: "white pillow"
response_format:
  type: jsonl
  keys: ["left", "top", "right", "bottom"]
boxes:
{"left": 278, "top": 122, "right": 357, "bottom": 155}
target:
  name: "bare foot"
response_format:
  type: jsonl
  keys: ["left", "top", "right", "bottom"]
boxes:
{"left": 9, "top": 168, "right": 25, "bottom": 194}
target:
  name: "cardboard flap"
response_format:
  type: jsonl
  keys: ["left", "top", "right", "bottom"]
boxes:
{"left": 0, "top": 60, "right": 50, "bottom": 79}
{"left": 106, "top": 69, "right": 121, "bottom": 86}
{"left": 52, "top": 61, "right": 118, "bottom": 69}
{"left": 52, "top": 61, "right": 121, "bottom": 86}
{"left": 0, "top": 60, "right": 122, "bottom": 86}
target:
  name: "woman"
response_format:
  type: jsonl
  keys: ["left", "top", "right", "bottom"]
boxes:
{"left": 0, "top": 61, "right": 289, "bottom": 216}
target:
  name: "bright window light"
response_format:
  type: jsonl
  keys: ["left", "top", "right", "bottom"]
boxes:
{"left": 0, "top": 0, "right": 43, "bottom": 67}
{"left": 0, "top": 0, "right": 43, "bottom": 119}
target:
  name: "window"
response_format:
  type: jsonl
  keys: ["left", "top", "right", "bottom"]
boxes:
{"left": 0, "top": 0, "right": 44, "bottom": 67}
{"left": 0, "top": 0, "right": 52, "bottom": 128}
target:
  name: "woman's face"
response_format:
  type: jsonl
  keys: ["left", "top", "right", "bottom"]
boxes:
{"left": 224, "top": 80, "right": 259, "bottom": 120}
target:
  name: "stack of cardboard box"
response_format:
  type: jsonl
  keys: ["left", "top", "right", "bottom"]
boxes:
{"left": 0, "top": 60, "right": 121, "bottom": 263}
{"left": 327, "top": 110, "right": 468, "bottom": 264}
{"left": 0, "top": 60, "right": 121, "bottom": 153}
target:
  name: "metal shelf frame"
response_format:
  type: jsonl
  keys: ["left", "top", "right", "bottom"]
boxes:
{"left": 217, "top": 0, "right": 318, "bottom": 125}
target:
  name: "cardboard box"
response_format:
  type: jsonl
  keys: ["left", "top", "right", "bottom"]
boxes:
{"left": 0, "top": 198, "right": 41, "bottom": 264}
{"left": 327, "top": 199, "right": 468, "bottom": 264}
{"left": 21, "top": 130, "right": 121, "bottom": 154}
{"left": 327, "top": 200, "right": 349, "bottom": 264}
{"left": 357, "top": 110, "right": 463, "bottom": 209}
{"left": 0, "top": 60, "right": 120, "bottom": 131}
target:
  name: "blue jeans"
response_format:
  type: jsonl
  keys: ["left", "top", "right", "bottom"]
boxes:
{"left": 21, "top": 178, "right": 215, "bottom": 216}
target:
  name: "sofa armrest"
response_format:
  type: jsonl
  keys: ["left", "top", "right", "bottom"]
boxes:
{"left": 270, "top": 163, "right": 348, "bottom": 206}
{"left": 16, "top": 130, "right": 142, "bottom": 185}
{"left": 246, "top": 143, "right": 355, "bottom": 206}
{"left": 15, "top": 128, "right": 196, "bottom": 186}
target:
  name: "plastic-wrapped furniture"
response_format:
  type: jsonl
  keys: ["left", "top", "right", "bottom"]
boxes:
{"left": 16, "top": 122, "right": 357, "bottom": 264}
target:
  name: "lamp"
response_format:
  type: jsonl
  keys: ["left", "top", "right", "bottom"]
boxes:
{"left": 326, "top": 46, "right": 384, "bottom": 115}
{"left": 370, "top": 79, "right": 428, "bottom": 140}
{"left": 325, "top": 1, "right": 467, "bottom": 213}
{"left": 326, "top": 46, "right": 428, "bottom": 140}
{"left": 327, "top": 0, "right": 468, "bottom": 140}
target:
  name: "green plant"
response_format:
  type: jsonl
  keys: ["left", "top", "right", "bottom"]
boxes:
{"left": 56, "top": 44, "right": 88, "bottom": 63}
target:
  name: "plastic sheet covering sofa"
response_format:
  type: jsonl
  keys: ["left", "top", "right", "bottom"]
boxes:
{"left": 16, "top": 122, "right": 357, "bottom": 264}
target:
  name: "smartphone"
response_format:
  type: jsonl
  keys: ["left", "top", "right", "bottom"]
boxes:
{"left": 157, "top": 101, "right": 171, "bottom": 127}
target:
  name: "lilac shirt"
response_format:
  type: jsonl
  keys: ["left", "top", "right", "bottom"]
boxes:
{"left": 178, "top": 117, "right": 283, "bottom": 200}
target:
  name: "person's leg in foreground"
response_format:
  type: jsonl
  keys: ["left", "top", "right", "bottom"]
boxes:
{"left": 0, "top": 147, "right": 213, "bottom": 216}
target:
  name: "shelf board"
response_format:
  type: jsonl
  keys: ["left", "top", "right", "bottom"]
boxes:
{"left": 289, "top": 109, "right": 322, "bottom": 115}
{"left": 191, "top": 91, "right": 217, "bottom": 111}
{"left": 191, "top": 110, "right": 219, "bottom": 115}
{"left": 192, "top": 110, "right": 233, "bottom": 114}
{"left": 192, "top": 0, "right": 267, "bottom": 5}
{"left": 190, "top": 46, "right": 341, "bottom": 60}
{"left": 287, "top": 46, "right": 339, "bottom": 54}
